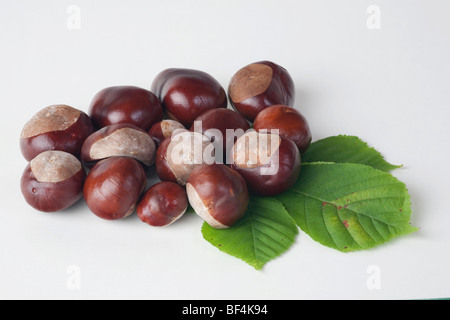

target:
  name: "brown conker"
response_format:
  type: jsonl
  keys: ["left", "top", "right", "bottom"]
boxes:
{"left": 83, "top": 157, "right": 147, "bottom": 220}
{"left": 186, "top": 164, "right": 249, "bottom": 229}
{"left": 253, "top": 105, "right": 312, "bottom": 154}
{"left": 137, "top": 181, "right": 188, "bottom": 227}
{"left": 81, "top": 123, "right": 156, "bottom": 167}
{"left": 20, "top": 150, "right": 86, "bottom": 212}
{"left": 89, "top": 85, "right": 163, "bottom": 131}
{"left": 20, "top": 104, "right": 95, "bottom": 161}
{"left": 229, "top": 130, "right": 301, "bottom": 196}
{"left": 228, "top": 61, "right": 295, "bottom": 122}
{"left": 148, "top": 119, "right": 185, "bottom": 146}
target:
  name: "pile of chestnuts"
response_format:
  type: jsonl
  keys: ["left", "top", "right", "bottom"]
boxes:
{"left": 19, "top": 60, "right": 312, "bottom": 229}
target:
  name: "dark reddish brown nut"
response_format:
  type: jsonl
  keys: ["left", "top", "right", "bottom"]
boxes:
{"left": 20, "top": 104, "right": 95, "bottom": 161}
{"left": 229, "top": 130, "right": 300, "bottom": 196}
{"left": 81, "top": 123, "right": 156, "bottom": 167}
{"left": 20, "top": 150, "right": 85, "bottom": 212}
{"left": 148, "top": 119, "right": 185, "bottom": 146}
{"left": 155, "top": 130, "right": 215, "bottom": 186}
{"left": 186, "top": 164, "right": 249, "bottom": 229}
{"left": 151, "top": 68, "right": 227, "bottom": 128}
{"left": 228, "top": 61, "right": 295, "bottom": 122}
{"left": 253, "top": 105, "right": 312, "bottom": 154}
{"left": 89, "top": 86, "right": 163, "bottom": 131}
{"left": 190, "top": 108, "right": 250, "bottom": 163}
{"left": 137, "top": 181, "right": 188, "bottom": 227}
{"left": 83, "top": 157, "right": 147, "bottom": 220}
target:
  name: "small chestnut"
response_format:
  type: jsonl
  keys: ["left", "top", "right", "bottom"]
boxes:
{"left": 228, "top": 61, "right": 295, "bottom": 122}
{"left": 20, "top": 150, "right": 86, "bottom": 212}
{"left": 137, "top": 181, "right": 188, "bottom": 227}
{"left": 151, "top": 68, "right": 227, "bottom": 127}
{"left": 20, "top": 104, "right": 95, "bottom": 161}
{"left": 190, "top": 108, "right": 250, "bottom": 163}
{"left": 253, "top": 105, "right": 312, "bottom": 154}
{"left": 148, "top": 119, "right": 185, "bottom": 146}
{"left": 81, "top": 123, "right": 156, "bottom": 167}
{"left": 155, "top": 130, "right": 214, "bottom": 186}
{"left": 83, "top": 157, "right": 147, "bottom": 220}
{"left": 229, "top": 130, "right": 301, "bottom": 196}
{"left": 186, "top": 164, "right": 249, "bottom": 229}
{"left": 89, "top": 85, "right": 163, "bottom": 131}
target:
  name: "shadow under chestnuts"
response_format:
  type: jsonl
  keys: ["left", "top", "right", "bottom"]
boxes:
{"left": 20, "top": 61, "right": 312, "bottom": 230}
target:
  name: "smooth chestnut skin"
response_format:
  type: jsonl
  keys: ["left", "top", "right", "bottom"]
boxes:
{"left": 81, "top": 123, "right": 156, "bottom": 167}
{"left": 155, "top": 130, "right": 214, "bottom": 186}
{"left": 20, "top": 104, "right": 95, "bottom": 161}
{"left": 186, "top": 164, "right": 249, "bottom": 229}
{"left": 148, "top": 119, "right": 185, "bottom": 146}
{"left": 229, "top": 131, "right": 301, "bottom": 196}
{"left": 253, "top": 105, "right": 312, "bottom": 154}
{"left": 89, "top": 86, "right": 163, "bottom": 131}
{"left": 137, "top": 181, "right": 188, "bottom": 227}
{"left": 228, "top": 61, "right": 295, "bottom": 122}
{"left": 83, "top": 157, "right": 147, "bottom": 220}
{"left": 20, "top": 150, "right": 85, "bottom": 212}
{"left": 151, "top": 68, "right": 227, "bottom": 128}
{"left": 190, "top": 108, "right": 250, "bottom": 163}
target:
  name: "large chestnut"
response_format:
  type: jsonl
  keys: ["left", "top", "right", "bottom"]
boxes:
{"left": 151, "top": 68, "right": 227, "bottom": 127}
{"left": 186, "top": 164, "right": 248, "bottom": 229}
{"left": 137, "top": 181, "right": 188, "bottom": 227}
{"left": 89, "top": 85, "right": 163, "bottom": 131}
{"left": 228, "top": 61, "right": 295, "bottom": 122}
{"left": 155, "top": 130, "right": 214, "bottom": 186}
{"left": 229, "top": 130, "right": 301, "bottom": 196}
{"left": 190, "top": 108, "right": 250, "bottom": 163}
{"left": 148, "top": 119, "right": 185, "bottom": 146}
{"left": 20, "top": 150, "right": 85, "bottom": 212}
{"left": 83, "top": 157, "right": 147, "bottom": 220}
{"left": 81, "top": 123, "right": 156, "bottom": 167}
{"left": 253, "top": 104, "right": 312, "bottom": 154}
{"left": 20, "top": 104, "right": 95, "bottom": 161}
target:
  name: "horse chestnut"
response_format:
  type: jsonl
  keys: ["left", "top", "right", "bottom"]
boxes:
{"left": 137, "top": 181, "right": 188, "bottom": 227}
{"left": 89, "top": 85, "right": 163, "bottom": 131}
{"left": 228, "top": 61, "right": 295, "bottom": 122}
{"left": 151, "top": 68, "right": 227, "bottom": 127}
{"left": 20, "top": 104, "right": 95, "bottom": 161}
{"left": 186, "top": 164, "right": 249, "bottom": 229}
{"left": 20, "top": 150, "right": 85, "bottom": 212}
{"left": 83, "top": 157, "right": 147, "bottom": 220}
{"left": 148, "top": 119, "right": 185, "bottom": 146}
{"left": 229, "top": 130, "right": 301, "bottom": 196}
{"left": 81, "top": 123, "right": 156, "bottom": 167}
{"left": 253, "top": 105, "right": 312, "bottom": 154}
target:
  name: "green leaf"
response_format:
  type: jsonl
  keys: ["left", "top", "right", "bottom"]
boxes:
{"left": 202, "top": 196, "right": 298, "bottom": 270}
{"left": 302, "top": 135, "right": 401, "bottom": 172}
{"left": 277, "top": 162, "right": 417, "bottom": 252}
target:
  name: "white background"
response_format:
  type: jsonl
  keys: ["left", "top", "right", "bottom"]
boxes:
{"left": 1, "top": 0, "right": 449, "bottom": 300}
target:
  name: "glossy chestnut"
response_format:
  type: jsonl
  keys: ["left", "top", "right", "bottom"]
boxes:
{"left": 89, "top": 85, "right": 163, "bottom": 131}
{"left": 228, "top": 61, "right": 295, "bottom": 122}
{"left": 20, "top": 150, "right": 85, "bottom": 212}
{"left": 190, "top": 108, "right": 250, "bottom": 163}
{"left": 155, "top": 130, "right": 214, "bottom": 186}
{"left": 253, "top": 105, "right": 312, "bottom": 154}
{"left": 81, "top": 123, "right": 156, "bottom": 167}
{"left": 83, "top": 157, "right": 147, "bottom": 220}
{"left": 229, "top": 130, "right": 301, "bottom": 196}
{"left": 148, "top": 119, "right": 185, "bottom": 146}
{"left": 186, "top": 164, "right": 249, "bottom": 229}
{"left": 151, "top": 68, "right": 227, "bottom": 127}
{"left": 20, "top": 104, "right": 95, "bottom": 161}
{"left": 137, "top": 181, "right": 188, "bottom": 227}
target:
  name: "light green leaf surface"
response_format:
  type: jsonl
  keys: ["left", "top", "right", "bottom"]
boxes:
{"left": 277, "top": 162, "right": 417, "bottom": 252}
{"left": 302, "top": 135, "right": 401, "bottom": 172}
{"left": 202, "top": 196, "right": 298, "bottom": 270}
